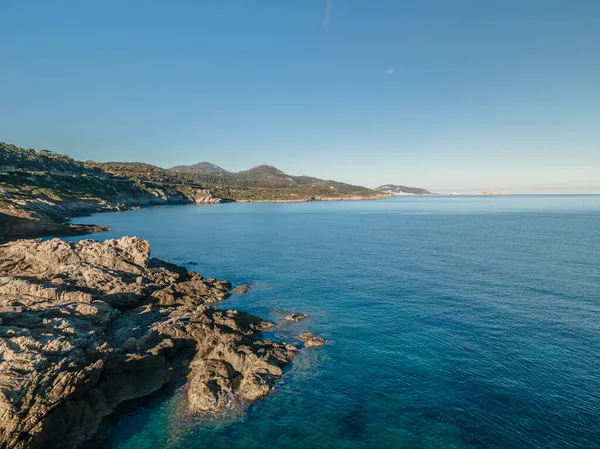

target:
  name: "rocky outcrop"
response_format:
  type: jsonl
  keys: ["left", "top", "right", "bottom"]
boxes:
{"left": 233, "top": 284, "right": 253, "bottom": 294}
{"left": 0, "top": 237, "right": 297, "bottom": 449}
{"left": 298, "top": 333, "right": 325, "bottom": 348}
{"left": 190, "top": 189, "right": 225, "bottom": 204}
{"left": 285, "top": 313, "right": 308, "bottom": 322}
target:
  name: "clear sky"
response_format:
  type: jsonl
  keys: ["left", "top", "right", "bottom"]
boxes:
{"left": 1, "top": 1, "right": 599, "bottom": 193}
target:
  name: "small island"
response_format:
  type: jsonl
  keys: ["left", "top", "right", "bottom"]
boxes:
{"left": 482, "top": 189, "right": 513, "bottom": 195}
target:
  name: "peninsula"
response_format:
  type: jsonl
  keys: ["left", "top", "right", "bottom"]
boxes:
{"left": 375, "top": 184, "right": 433, "bottom": 195}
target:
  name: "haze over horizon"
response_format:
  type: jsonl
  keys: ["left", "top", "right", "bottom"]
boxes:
{"left": 1, "top": 1, "right": 599, "bottom": 193}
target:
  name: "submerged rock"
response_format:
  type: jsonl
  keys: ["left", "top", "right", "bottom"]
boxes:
{"left": 233, "top": 284, "right": 253, "bottom": 294}
{"left": 285, "top": 313, "right": 308, "bottom": 322}
{"left": 0, "top": 237, "right": 296, "bottom": 449}
{"left": 298, "top": 333, "right": 326, "bottom": 348}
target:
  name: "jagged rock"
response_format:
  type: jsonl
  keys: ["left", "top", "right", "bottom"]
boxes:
{"left": 298, "top": 333, "right": 325, "bottom": 348}
{"left": 0, "top": 237, "right": 296, "bottom": 449}
{"left": 233, "top": 284, "right": 253, "bottom": 294}
{"left": 285, "top": 313, "right": 308, "bottom": 322}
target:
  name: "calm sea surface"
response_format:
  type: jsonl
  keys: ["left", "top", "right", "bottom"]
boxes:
{"left": 69, "top": 195, "right": 600, "bottom": 448}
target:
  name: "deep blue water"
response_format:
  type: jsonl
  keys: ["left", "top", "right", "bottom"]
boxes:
{"left": 69, "top": 195, "right": 600, "bottom": 448}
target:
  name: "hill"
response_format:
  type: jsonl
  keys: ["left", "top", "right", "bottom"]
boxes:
{"left": 375, "top": 184, "right": 432, "bottom": 195}
{"left": 170, "top": 162, "right": 229, "bottom": 173}
{"left": 167, "top": 163, "right": 383, "bottom": 202}
{"left": 0, "top": 143, "right": 220, "bottom": 241}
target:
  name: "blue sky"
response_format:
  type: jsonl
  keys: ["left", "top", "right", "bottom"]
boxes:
{"left": 1, "top": 0, "right": 599, "bottom": 192}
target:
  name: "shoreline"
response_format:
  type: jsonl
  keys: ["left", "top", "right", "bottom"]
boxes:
{"left": 234, "top": 194, "right": 390, "bottom": 203}
{"left": 6, "top": 191, "right": 595, "bottom": 243}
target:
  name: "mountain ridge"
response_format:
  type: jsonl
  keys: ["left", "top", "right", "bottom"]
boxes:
{"left": 165, "top": 161, "right": 384, "bottom": 201}
{"left": 170, "top": 161, "right": 229, "bottom": 173}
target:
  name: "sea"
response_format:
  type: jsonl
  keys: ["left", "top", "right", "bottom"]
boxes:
{"left": 67, "top": 195, "right": 600, "bottom": 448}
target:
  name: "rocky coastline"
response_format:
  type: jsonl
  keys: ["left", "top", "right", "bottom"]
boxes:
{"left": 0, "top": 189, "right": 226, "bottom": 243}
{"left": 0, "top": 142, "right": 231, "bottom": 243}
{"left": 0, "top": 236, "right": 303, "bottom": 449}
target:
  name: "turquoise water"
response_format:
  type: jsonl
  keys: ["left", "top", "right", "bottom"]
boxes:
{"left": 70, "top": 195, "right": 600, "bottom": 448}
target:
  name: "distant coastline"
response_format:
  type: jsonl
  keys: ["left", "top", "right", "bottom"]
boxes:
{"left": 6, "top": 141, "right": 594, "bottom": 243}
{"left": 235, "top": 194, "right": 390, "bottom": 203}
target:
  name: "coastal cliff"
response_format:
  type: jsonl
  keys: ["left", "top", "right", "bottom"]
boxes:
{"left": 0, "top": 236, "right": 297, "bottom": 449}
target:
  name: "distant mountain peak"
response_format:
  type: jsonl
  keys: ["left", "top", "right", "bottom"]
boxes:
{"left": 245, "top": 165, "right": 286, "bottom": 175}
{"left": 170, "top": 162, "right": 228, "bottom": 173}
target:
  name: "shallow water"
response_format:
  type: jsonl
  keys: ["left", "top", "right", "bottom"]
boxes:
{"left": 69, "top": 195, "right": 600, "bottom": 448}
